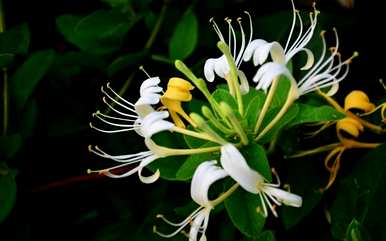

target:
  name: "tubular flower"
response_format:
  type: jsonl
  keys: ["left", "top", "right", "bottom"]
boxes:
{"left": 90, "top": 77, "right": 162, "bottom": 135}
{"left": 161, "top": 77, "right": 196, "bottom": 128}
{"left": 155, "top": 161, "right": 228, "bottom": 241}
{"left": 203, "top": 12, "right": 252, "bottom": 94}
{"left": 344, "top": 90, "right": 375, "bottom": 113}
{"left": 220, "top": 144, "right": 302, "bottom": 217}
{"left": 88, "top": 111, "right": 174, "bottom": 183}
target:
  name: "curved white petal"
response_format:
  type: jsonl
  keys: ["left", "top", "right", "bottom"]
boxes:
{"left": 141, "top": 111, "right": 174, "bottom": 138}
{"left": 214, "top": 55, "right": 229, "bottom": 79}
{"left": 191, "top": 160, "right": 228, "bottom": 206}
{"left": 326, "top": 83, "right": 339, "bottom": 96}
{"left": 243, "top": 39, "right": 268, "bottom": 64}
{"left": 138, "top": 155, "right": 160, "bottom": 184}
{"left": 263, "top": 186, "right": 302, "bottom": 207}
{"left": 253, "top": 62, "right": 293, "bottom": 92}
{"left": 238, "top": 70, "right": 250, "bottom": 95}
{"left": 204, "top": 58, "right": 216, "bottom": 82}
{"left": 220, "top": 144, "right": 264, "bottom": 194}
{"left": 134, "top": 118, "right": 144, "bottom": 136}
{"left": 140, "top": 77, "right": 161, "bottom": 96}
{"left": 297, "top": 48, "right": 315, "bottom": 70}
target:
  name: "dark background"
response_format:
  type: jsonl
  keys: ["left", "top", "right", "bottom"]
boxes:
{"left": 0, "top": 0, "right": 384, "bottom": 240}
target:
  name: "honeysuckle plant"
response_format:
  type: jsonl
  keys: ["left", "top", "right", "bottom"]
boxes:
{"left": 88, "top": 1, "right": 385, "bottom": 240}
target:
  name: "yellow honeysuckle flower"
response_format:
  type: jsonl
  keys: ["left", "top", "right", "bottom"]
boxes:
{"left": 344, "top": 90, "right": 375, "bottom": 113}
{"left": 161, "top": 77, "right": 196, "bottom": 129}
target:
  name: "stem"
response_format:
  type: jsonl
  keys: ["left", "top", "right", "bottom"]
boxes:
{"left": 254, "top": 78, "right": 279, "bottom": 134}
{"left": 317, "top": 90, "right": 385, "bottom": 134}
{"left": 151, "top": 54, "right": 174, "bottom": 64}
{"left": 144, "top": 3, "right": 168, "bottom": 50}
{"left": 220, "top": 102, "right": 248, "bottom": 145}
{"left": 172, "top": 126, "right": 221, "bottom": 144}
{"left": 286, "top": 143, "right": 341, "bottom": 158}
{"left": 255, "top": 84, "right": 297, "bottom": 142}
{"left": 2, "top": 70, "right": 8, "bottom": 136}
{"left": 218, "top": 42, "right": 244, "bottom": 115}
{"left": 0, "top": 1, "right": 7, "bottom": 136}
{"left": 211, "top": 183, "right": 239, "bottom": 206}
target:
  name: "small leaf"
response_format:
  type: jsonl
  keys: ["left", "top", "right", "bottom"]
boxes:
{"left": 0, "top": 134, "right": 22, "bottom": 160}
{"left": 241, "top": 144, "right": 272, "bottom": 181}
{"left": 346, "top": 219, "right": 372, "bottom": 241}
{"left": 56, "top": 10, "right": 138, "bottom": 54}
{"left": 0, "top": 23, "right": 30, "bottom": 55}
{"left": 256, "top": 230, "right": 276, "bottom": 241}
{"left": 10, "top": 49, "right": 55, "bottom": 111}
{"left": 213, "top": 88, "right": 237, "bottom": 111}
{"left": 0, "top": 164, "right": 17, "bottom": 223}
{"left": 245, "top": 91, "right": 265, "bottom": 130}
{"left": 176, "top": 143, "right": 219, "bottom": 181}
{"left": 224, "top": 187, "right": 265, "bottom": 238}
{"left": 288, "top": 104, "right": 345, "bottom": 127}
{"left": 169, "top": 9, "right": 198, "bottom": 60}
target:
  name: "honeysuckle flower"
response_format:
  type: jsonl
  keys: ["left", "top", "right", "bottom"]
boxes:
{"left": 220, "top": 144, "right": 302, "bottom": 217}
{"left": 161, "top": 77, "right": 196, "bottom": 128}
{"left": 203, "top": 13, "right": 252, "bottom": 94}
{"left": 88, "top": 111, "right": 175, "bottom": 183}
{"left": 243, "top": 1, "right": 318, "bottom": 70}
{"left": 155, "top": 160, "right": 228, "bottom": 241}
{"left": 90, "top": 77, "right": 162, "bottom": 135}
{"left": 344, "top": 90, "right": 375, "bottom": 113}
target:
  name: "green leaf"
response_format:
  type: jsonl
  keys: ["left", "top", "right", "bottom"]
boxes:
{"left": 56, "top": 10, "right": 138, "bottom": 54}
{"left": 345, "top": 219, "right": 372, "bottom": 241}
{"left": 176, "top": 142, "right": 219, "bottom": 181}
{"left": 256, "top": 230, "right": 276, "bottom": 241}
{"left": 281, "top": 156, "right": 324, "bottom": 229}
{"left": 0, "top": 164, "right": 17, "bottom": 223}
{"left": 245, "top": 91, "right": 265, "bottom": 131}
{"left": 107, "top": 51, "right": 145, "bottom": 77}
{"left": 0, "top": 134, "right": 22, "bottom": 160}
{"left": 288, "top": 104, "right": 345, "bottom": 127}
{"left": 0, "top": 23, "right": 30, "bottom": 55}
{"left": 258, "top": 104, "right": 299, "bottom": 144}
{"left": 330, "top": 143, "right": 386, "bottom": 240}
{"left": 10, "top": 49, "right": 55, "bottom": 111}
{"left": 0, "top": 23, "right": 30, "bottom": 68}
{"left": 213, "top": 88, "right": 237, "bottom": 111}
{"left": 241, "top": 144, "right": 272, "bottom": 181}
{"left": 225, "top": 187, "right": 265, "bottom": 238}
{"left": 169, "top": 9, "right": 198, "bottom": 60}
{"left": 271, "top": 76, "right": 291, "bottom": 109}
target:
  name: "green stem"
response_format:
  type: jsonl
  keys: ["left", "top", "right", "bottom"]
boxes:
{"left": 254, "top": 78, "right": 279, "bottom": 134}
{"left": 217, "top": 42, "right": 244, "bottom": 116}
{"left": 1, "top": 1, "right": 7, "bottom": 136}
{"left": 150, "top": 54, "right": 174, "bottom": 64}
{"left": 211, "top": 183, "right": 239, "bottom": 206}
{"left": 144, "top": 3, "right": 168, "bottom": 50}
{"left": 2, "top": 70, "right": 8, "bottom": 136}
{"left": 172, "top": 126, "right": 222, "bottom": 144}
{"left": 255, "top": 84, "right": 297, "bottom": 142}
{"left": 285, "top": 143, "right": 341, "bottom": 158}
{"left": 220, "top": 102, "right": 248, "bottom": 145}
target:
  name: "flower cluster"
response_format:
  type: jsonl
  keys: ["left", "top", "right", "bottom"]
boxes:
{"left": 88, "top": 1, "right": 369, "bottom": 240}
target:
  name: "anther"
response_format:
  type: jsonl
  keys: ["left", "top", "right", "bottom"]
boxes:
{"left": 139, "top": 65, "right": 151, "bottom": 78}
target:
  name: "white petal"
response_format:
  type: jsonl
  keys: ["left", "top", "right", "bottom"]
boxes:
{"left": 263, "top": 186, "right": 302, "bottom": 207}
{"left": 326, "top": 83, "right": 339, "bottom": 96}
{"left": 298, "top": 48, "right": 315, "bottom": 70}
{"left": 253, "top": 62, "right": 293, "bottom": 92}
{"left": 133, "top": 118, "right": 144, "bottom": 136}
{"left": 214, "top": 55, "right": 229, "bottom": 79}
{"left": 141, "top": 111, "right": 174, "bottom": 138}
{"left": 134, "top": 103, "right": 155, "bottom": 119}
{"left": 238, "top": 70, "right": 250, "bottom": 95}
{"left": 138, "top": 155, "right": 160, "bottom": 184}
{"left": 269, "top": 42, "right": 286, "bottom": 64}
{"left": 189, "top": 208, "right": 210, "bottom": 241}
{"left": 140, "top": 77, "right": 161, "bottom": 96}
{"left": 204, "top": 59, "right": 216, "bottom": 82}
{"left": 191, "top": 161, "right": 228, "bottom": 206}
{"left": 243, "top": 39, "right": 267, "bottom": 64}
{"left": 220, "top": 144, "right": 264, "bottom": 194}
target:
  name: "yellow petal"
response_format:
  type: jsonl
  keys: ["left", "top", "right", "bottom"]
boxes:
{"left": 344, "top": 90, "right": 375, "bottom": 113}
{"left": 336, "top": 117, "right": 364, "bottom": 138}
{"left": 163, "top": 87, "right": 192, "bottom": 101}
{"left": 168, "top": 77, "right": 194, "bottom": 91}
{"left": 160, "top": 96, "right": 183, "bottom": 113}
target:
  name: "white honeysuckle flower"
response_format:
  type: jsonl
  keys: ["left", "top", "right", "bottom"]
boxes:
{"left": 220, "top": 144, "right": 302, "bottom": 217}
{"left": 203, "top": 12, "right": 252, "bottom": 93}
{"left": 243, "top": 0, "right": 318, "bottom": 70}
{"left": 88, "top": 111, "right": 175, "bottom": 183}
{"left": 155, "top": 161, "right": 228, "bottom": 241}
{"left": 90, "top": 77, "right": 163, "bottom": 135}
{"left": 253, "top": 62, "right": 295, "bottom": 93}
